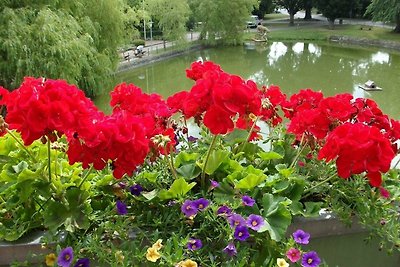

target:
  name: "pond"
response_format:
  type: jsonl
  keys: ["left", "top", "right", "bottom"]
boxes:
{"left": 96, "top": 42, "right": 400, "bottom": 120}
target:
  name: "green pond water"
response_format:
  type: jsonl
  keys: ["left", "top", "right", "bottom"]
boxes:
{"left": 96, "top": 42, "right": 400, "bottom": 120}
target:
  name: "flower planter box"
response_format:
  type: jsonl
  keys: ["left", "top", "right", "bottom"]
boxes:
{"left": 289, "top": 212, "right": 400, "bottom": 266}
{"left": 1, "top": 214, "right": 399, "bottom": 266}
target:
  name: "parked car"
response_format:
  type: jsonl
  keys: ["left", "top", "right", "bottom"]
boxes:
{"left": 246, "top": 15, "right": 259, "bottom": 28}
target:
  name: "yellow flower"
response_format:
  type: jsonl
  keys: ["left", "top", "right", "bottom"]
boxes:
{"left": 176, "top": 259, "right": 198, "bottom": 267}
{"left": 45, "top": 253, "right": 57, "bottom": 266}
{"left": 146, "top": 247, "right": 161, "bottom": 262}
{"left": 152, "top": 239, "right": 163, "bottom": 250}
{"left": 115, "top": 250, "right": 125, "bottom": 264}
{"left": 277, "top": 258, "right": 289, "bottom": 267}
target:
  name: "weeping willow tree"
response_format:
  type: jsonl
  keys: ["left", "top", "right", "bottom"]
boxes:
{"left": 0, "top": 0, "right": 139, "bottom": 96}
{"left": 190, "top": 0, "right": 258, "bottom": 45}
{"left": 367, "top": 0, "right": 400, "bottom": 33}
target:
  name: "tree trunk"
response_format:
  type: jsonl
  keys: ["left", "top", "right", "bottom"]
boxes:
{"left": 328, "top": 18, "right": 335, "bottom": 30}
{"left": 289, "top": 13, "right": 295, "bottom": 26}
{"left": 395, "top": 16, "right": 400, "bottom": 33}
{"left": 304, "top": 7, "right": 312, "bottom": 20}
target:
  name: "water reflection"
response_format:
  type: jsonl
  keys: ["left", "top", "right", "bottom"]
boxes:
{"left": 108, "top": 42, "right": 400, "bottom": 119}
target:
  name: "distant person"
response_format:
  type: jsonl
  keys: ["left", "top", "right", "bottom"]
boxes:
{"left": 134, "top": 45, "right": 145, "bottom": 57}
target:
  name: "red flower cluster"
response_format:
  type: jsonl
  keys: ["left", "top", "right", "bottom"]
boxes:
{"left": 318, "top": 123, "right": 394, "bottom": 187}
{"left": 168, "top": 61, "right": 285, "bottom": 135}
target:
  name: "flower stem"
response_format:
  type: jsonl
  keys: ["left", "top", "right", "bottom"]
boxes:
{"left": 392, "top": 156, "right": 400, "bottom": 169}
{"left": 303, "top": 173, "right": 337, "bottom": 194}
{"left": 290, "top": 134, "right": 306, "bottom": 169}
{"left": 239, "top": 117, "right": 259, "bottom": 154}
{"left": 168, "top": 147, "right": 178, "bottom": 180}
{"left": 6, "top": 129, "right": 37, "bottom": 163}
{"left": 79, "top": 165, "right": 94, "bottom": 188}
{"left": 183, "top": 117, "right": 192, "bottom": 150}
{"left": 47, "top": 138, "right": 51, "bottom": 183}
{"left": 201, "top": 135, "right": 218, "bottom": 188}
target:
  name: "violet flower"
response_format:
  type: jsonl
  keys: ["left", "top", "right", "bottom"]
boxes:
{"left": 223, "top": 242, "right": 237, "bottom": 257}
{"left": 301, "top": 251, "right": 321, "bottom": 267}
{"left": 187, "top": 238, "right": 203, "bottom": 251}
{"left": 116, "top": 200, "right": 128, "bottom": 215}
{"left": 216, "top": 205, "right": 232, "bottom": 216}
{"left": 242, "top": 195, "right": 255, "bottom": 207}
{"left": 129, "top": 184, "right": 143, "bottom": 196}
{"left": 181, "top": 200, "right": 198, "bottom": 217}
{"left": 227, "top": 213, "right": 246, "bottom": 228}
{"left": 234, "top": 226, "right": 250, "bottom": 241}
{"left": 57, "top": 247, "right": 74, "bottom": 267}
{"left": 193, "top": 198, "right": 210, "bottom": 211}
{"left": 210, "top": 180, "right": 219, "bottom": 189}
{"left": 246, "top": 214, "right": 265, "bottom": 231}
{"left": 293, "top": 229, "right": 310, "bottom": 244}
{"left": 73, "top": 258, "right": 90, "bottom": 267}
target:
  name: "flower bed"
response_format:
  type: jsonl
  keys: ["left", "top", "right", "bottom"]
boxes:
{"left": 0, "top": 61, "right": 400, "bottom": 266}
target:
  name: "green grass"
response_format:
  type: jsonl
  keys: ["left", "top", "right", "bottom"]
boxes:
{"left": 263, "top": 13, "right": 289, "bottom": 20}
{"left": 245, "top": 24, "right": 400, "bottom": 43}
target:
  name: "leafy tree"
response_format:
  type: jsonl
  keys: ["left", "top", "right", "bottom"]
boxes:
{"left": 315, "top": 0, "right": 354, "bottom": 28}
{"left": 0, "top": 0, "right": 136, "bottom": 97}
{"left": 146, "top": 0, "right": 190, "bottom": 41}
{"left": 367, "top": 0, "right": 400, "bottom": 33}
{"left": 190, "top": 0, "right": 258, "bottom": 45}
{"left": 253, "top": 0, "right": 276, "bottom": 19}
{"left": 274, "top": 0, "right": 303, "bottom": 25}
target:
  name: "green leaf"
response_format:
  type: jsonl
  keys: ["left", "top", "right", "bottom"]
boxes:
{"left": 174, "top": 152, "right": 200, "bottom": 167}
{"left": 158, "top": 178, "right": 196, "bottom": 200}
{"left": 142, "top": 189, "right": 158, "bottom": 201}
{"left": 0, "top": 155, "right": 14, "bottom": 164}
{"left": 258, "top": 151, "right": 283, "bottom": 161}
{"left": 12, "top": 161, "right": 28, "bottom": 174}
{"left": 176, "top": 163, "right": 201, "bottom": 180}
{"left": 304, "top": 202, "right": 323, "bottom": 217}
{"left": 203, "top": 150, "right": 230, "bottom": 175}
{"left": 262, "top": 193, "right": 292, "bottom": 241}
{"left": 235, "top": 166, "right": 267, "bottom": 190}
{"left": 223, "top": 129, "right": 249, "bottom": 145}
{"left": 44, "top": 201, "right": 68, "bottom": 230}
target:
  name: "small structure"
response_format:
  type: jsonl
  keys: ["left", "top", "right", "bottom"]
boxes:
{"left": 358, "top": 80, "right": 382, "bottom": 91}
{"left": 253, "top": 24, "right": 270, "bottom": 42}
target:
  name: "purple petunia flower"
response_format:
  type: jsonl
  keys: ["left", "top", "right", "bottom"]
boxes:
{"left": 286, "top": 248, "right": 301, "bottom": 263}
{"left": 187, "top": 238, "right": 203, "bottom": 250}
{"left": 242, "top": 195, "right": 255, "bottom": 207}
{"left": 116, "top": 200, "right": 128, "bottom": 215}
{"left": 246, "top": 214, "right": 265, "bottom": 231}
{"left": 210, "top": 180, "right": 219, "bottom": 189}
{"left": 234, "top": 226, "right": 250, "bottom": 241}
{"left": 188, "top": 136, "right": 198, "bottom": 142}
{"left": 293, "top": 229, "right": 310, "bottom": 244}
{"left": 73, "top": 258, "right": 90, "bottom": 267}
{"left": 181, "top": 200, "right": 198, "bottom": 217}
{"left": 57, "top": 247, "right": 74, "bottom": 267}
{"left": 301, "top": 251, "right": 321, "bottom": 267}
{"left": 216, "top": 205, "right": 232, "bottom": 216}
{"left": 129, "top": 184, "right": 143, "bottom": 196}
{"left": 223, "top": 242, "right": 237, "bottom": 257}
{"left": 227, "top": 213, "right": 246, "bottom": 228}
{"left": 193, "top": 198, "right": 210, "bottom": 211}
{"left": 118, "top": 182, "right": 127, "bottom": 189}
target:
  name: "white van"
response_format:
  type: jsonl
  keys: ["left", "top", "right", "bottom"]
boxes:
{"left": 246, "top": 15, "right": 259, "bottom": 28}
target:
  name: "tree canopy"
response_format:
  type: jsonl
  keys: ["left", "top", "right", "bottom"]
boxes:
{"left": 0, "top": 0, "right": 136, "bottom": 96}
{"left": 190, "top": 0, "right": 258, "bottom": 45}
{"left": 274, "top": 0, "right": 303, "bottom": 25}
{"left": 315, "top": 0, "right": 354, "bottom": 27}
{"left": 367, "top": 0, "right": 400, "bottom": 33}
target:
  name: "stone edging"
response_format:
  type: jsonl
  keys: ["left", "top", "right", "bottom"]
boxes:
{"left": 329, "top": 35, "right": 400, "bottom": 52}
{"left": 117, "top": 43, "right": 204, "bottom": 73}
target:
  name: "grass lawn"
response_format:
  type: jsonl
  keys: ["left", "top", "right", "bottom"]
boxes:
{"left": 263, "top": 13, "right": 289, "bottom": 20}
{"left": 245, "top": 24, "right": 400, "bottom": 43}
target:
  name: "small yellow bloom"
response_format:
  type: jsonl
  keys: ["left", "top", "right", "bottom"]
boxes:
{"left": 277, "top": 258, "right": 289, "bottom": 267}
{"left": 45, "top": 253, "right": 57, "bottom": 266}
{"left": 115, "top": 250, "right": 125, "bottom": 264}
{"left": 152, "top": 239, "right": 163, "bottom": 250}
{"left": 176, "top": 259, "right": 198, "bottom": 267}
{"left": 146, "top": 247, "right": 161, "bottom": 262}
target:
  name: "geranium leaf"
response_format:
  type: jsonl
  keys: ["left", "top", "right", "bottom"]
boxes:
{"left": 203, "top": 150, "right": 230, "bottom": 175}
{"left": 258, "top": 151, "right": 283, "bottom": 161}
{"left": 159, "top": 178, "right": 196, "bottom": 200}
{"left": 176, "top": 163, "right": 201, "bottom": 180}
{"left": 174, "top": 152, "right": 200, "bottom": 167}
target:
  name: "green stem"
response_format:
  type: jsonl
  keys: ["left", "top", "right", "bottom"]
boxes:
{"left": 392, "top": 155, "right": 400, "bottom": 169}
{"left": 183, "top": 117, "right": 192, "bottom": 150}
{"left": 201, "top": 135, "right": 218, "bottom": 188}
{"left": 303, "top": 173, "right": 337, "bottom": 194}
{"left": 47, "top": 138, "right": 51, "bottom": 183}
{"left": 289, "top": 134, "right": 307, "bottom": 169}
{"left": 6, "top": 129, "right": 37, "bottom": 163}
{"left": 238, "top": 117, "right": 259, "bottom": 154}
{"left": 168, "top": 147, "right": 178, "bottom": 179}
{"left": 79, "top": 165, "right": 94, "bottom": 188}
